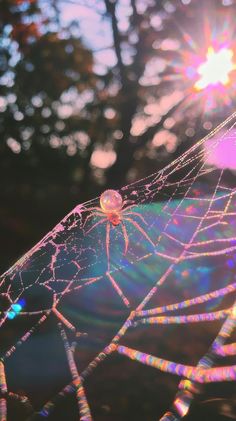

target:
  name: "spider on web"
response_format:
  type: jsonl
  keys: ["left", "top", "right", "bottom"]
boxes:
{"left": 82, "top": 189, "right": 155, "bottom": 307}
{"left": 1, "top": 112, "right": 236, "bottom": 421}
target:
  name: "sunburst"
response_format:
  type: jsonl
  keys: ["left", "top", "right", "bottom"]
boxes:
{"left": 163, "top": 9, "right": 236, "bottom": 120}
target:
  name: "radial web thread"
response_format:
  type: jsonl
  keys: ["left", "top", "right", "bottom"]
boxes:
{"left": 1, "top": 112, "right": 236, "bottom": 420}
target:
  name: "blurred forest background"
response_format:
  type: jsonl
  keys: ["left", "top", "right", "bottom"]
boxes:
{"left": 1, "top": 0, "right": 236, "bottom": 272}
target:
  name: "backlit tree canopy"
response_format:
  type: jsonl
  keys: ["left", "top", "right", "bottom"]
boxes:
{"left": 1, "top": 0, "right": 236, "bottom": 270}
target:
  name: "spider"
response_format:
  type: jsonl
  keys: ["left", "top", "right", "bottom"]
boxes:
{"left": 83, "top": 190, "right": 155, "bottom": 307}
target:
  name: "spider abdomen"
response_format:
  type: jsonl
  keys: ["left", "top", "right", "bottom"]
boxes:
{"left": 100, "top": 190, "right": 123, "bottom": 212}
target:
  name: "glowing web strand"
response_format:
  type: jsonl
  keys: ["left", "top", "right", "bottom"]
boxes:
{"left": 37, "top": 384, "right": 77, "bottom": 418}
{"left": 161, "top": 231, "right": 236, "bottom": 249}
{"left": 116, "top": 345, "right": 236, "bottom": 383}
{"left": 0, "top": 292, "right": 23, "bottom": 329}
{"left": 215, "top": 342, "right": 236, "bottom": 356}
{"left": 83, "top": 190, "right": 155, "bottom": 308}
{"left": 32, "top": 119, "right": 235, "bottom": 416}
{"left": 160, "top": 304, "right": 236, "bottom": 421}
{"left": 10, "top": 231, "right": 236, "bottom": 416}
{"left": 80, "top": 315, "right": 134, "bottom": 379}
{"left": 2, "top": 314, "right": 49, "bottom": 361}
{"left": 134, "top": 308, "right": 231, "bottom": 326}
{"left": 0, "top": 362, "right": 7, "bottom": 421}
{"left": 143, "top": 154, "right": 214, "bottom": 275}
{"left": 0, "top": 108, "right": 234, "bottom": 281}
{"left": 59, "top": 324, "right": 92, "bottom": 421}
{"left": 37, "top": 378, "right": 80, "bottom": 418}
{"left": 0, "top": 316, "right": 49, "bottom": 419}
{"left": 33, "top": 262, "right": 232, "bottom": 418}
{"left": 171, "top": 210, "right": 236, "bottom": 221}
{"left": 35, "top": 247, "right": 236, "bottom": 417}
{"left": 187, "top": 235, "right": 236, "bottom": 248}
{"left": 140, "top": 166, "right": 224, "bottom": 314}
{"left": 147, "top": 111, "right": 236, "bottom": 202}
{"left": 6, "top": 310, "right": 49, "bottom": 316}
{"left": 0, "top": 203, "right": 84, "bottom": 284}
{"left": 106, "top": 272, "right": 130, "bottom": 307}
{"left": 36, "top": 314, "right": 135, "bottom": 418}
{"left": 3, "top": 111, "right": 236, "bottom": 420}
{"left": 135, "top": 282, "right": 236, "bottom": 317}
{"left": 52, "top": 307, "right": 76, "bottom": 332}
{"left": 118, "top": 303, "right": 236, "bottom": 421}
{"left": 184, "top": 244, "right": 236, "bottom": 260}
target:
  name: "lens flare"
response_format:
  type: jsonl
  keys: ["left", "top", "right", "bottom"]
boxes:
{"left": 160, "top": 7, "right": 236, "bottom": 118}
{"left": 195, "top": 47, "right": 235, "bottom": 90}
{"left": 6, "top": 298, "right": 25, "bottom": 320}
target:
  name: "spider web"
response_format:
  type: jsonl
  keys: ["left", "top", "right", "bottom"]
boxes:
{"left": 1, "top": 112, "right": 236, "bottom": 420}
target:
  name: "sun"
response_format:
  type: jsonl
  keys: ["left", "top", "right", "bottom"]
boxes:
{"left": 161, "top": 8, "right": 236, "bottom": 117}
{"left": 195, "top": 47, "right": 235, "bottom": 90}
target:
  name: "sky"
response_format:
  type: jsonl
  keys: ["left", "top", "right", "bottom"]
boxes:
{"left": 59, "top": 0, "right": 117, "bottom": 72}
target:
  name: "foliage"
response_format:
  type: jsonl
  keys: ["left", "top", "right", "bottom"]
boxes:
{"left": 1, "top": 0, "right": 236, "bottom": 270}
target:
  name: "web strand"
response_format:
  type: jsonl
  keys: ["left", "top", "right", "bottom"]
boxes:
{"left": 1, "top": 112, "right": 236, "bottom": 420}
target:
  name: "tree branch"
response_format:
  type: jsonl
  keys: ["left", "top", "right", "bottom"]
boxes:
{"left": 104, "top": 0, "right": 126, "bottom": 85}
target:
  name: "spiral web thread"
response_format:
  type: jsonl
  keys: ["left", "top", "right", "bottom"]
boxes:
{"left": 1, "top": 112, "right": 236, "bottom": 420}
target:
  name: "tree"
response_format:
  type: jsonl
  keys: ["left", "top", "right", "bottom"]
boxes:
{"left": 1, "top": 0, "right": 236, "bottom": 269}
{"left": 0, "top": 0, "right": 99, "bottom": 268}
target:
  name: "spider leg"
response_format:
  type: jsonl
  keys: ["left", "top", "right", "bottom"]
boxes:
{"left": 86, "top": 218, "right": 107, "bottom": 234}
{"left": 122, "top": 204, "right": 137, "bottom": 212}
{"left": 83, "top": 211, "right": 104, "bottom": 229}
{"left": 123, "top": 211, "right": 148, "bottom": 226}
{"left": 107, "top": 273, "right": 130, "bottom": 308}
{"left": 106, "top": 223, "right": 130, "bottom": 307}
{"left": 106, "top": 222, "right": 111, "bottom": 272}
{"left": 121, "top": 222, "right": 129, "bottom": 255}
{"left": 82, "top": 206, "right": 102, "bottom": 213}
{"left": 123, "top": 217, "right": 155, "bottom": 247}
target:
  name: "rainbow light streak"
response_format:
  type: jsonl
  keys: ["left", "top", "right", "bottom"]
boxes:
{"left": 136, "top": 282, "right": 236, "bottom": 317}
{"left": 117, "top": 345, "right": 236, "bottom": 383}
{"left": 135, "top": 308, "right": 230, "bottom": 326}
{"left": 214, "top": 342, "right": 236, "bottom": 357}
{"left": 59, "top": 325, "right": 92, "bottom": 421}
{"left": 0, "top": 362, "right": 7, "bottom": 420}
{"left": 173, "top": 393, "right": 192, "bottom": 418}
{"left": 3, "top": 314, "right": 47, "bottom": 361}
{"left": 195, "top": 47, "right": 235, "bottom": 90}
